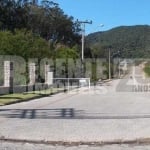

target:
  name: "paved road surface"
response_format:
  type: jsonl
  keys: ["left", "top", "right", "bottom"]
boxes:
{"left": 1, "top": 64, "right": 150, "bottom": 149}
{"left": 117, "top": 64, "right": 150, "bottom": 92}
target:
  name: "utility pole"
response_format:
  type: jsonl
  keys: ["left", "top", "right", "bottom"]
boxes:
{"left": 77, "top": 20, "right": 92, "bottom": 62}
{"left": 77, "top": 20, "right": 92, "bottom": 78}
{"left": 118, "top": 57, "right": 121, "bottom": 78}
{"left": 108, "top": 48, "right": 111, "bottom": 80}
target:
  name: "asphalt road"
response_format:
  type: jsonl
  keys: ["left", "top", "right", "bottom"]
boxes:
{"left": 1, "top": 64, "right": 150, "bottom": 149}
{"left": 117, "top": 63, "right": 150, "bottom": 92}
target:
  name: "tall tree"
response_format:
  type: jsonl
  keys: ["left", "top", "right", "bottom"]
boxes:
{"left": 0, "top": 0, "right": 81, "bottom": 46}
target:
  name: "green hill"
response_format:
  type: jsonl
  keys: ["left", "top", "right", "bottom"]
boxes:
{"left": 86, "top": 25, "right": 150, "bottom": 58}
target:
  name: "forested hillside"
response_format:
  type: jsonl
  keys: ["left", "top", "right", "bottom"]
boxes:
{"left": 0, "top": 0, "right": 81, "bottom": 59}
{"left": 86, "top": 25, "right": 150, "bottom": 58}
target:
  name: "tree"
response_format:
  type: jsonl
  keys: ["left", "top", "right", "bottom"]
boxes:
{"left": 0, "top": 0, "right": 81, "bottom": 46}
{"left": 0, "top": 31, "right": 13, "bottom": 55}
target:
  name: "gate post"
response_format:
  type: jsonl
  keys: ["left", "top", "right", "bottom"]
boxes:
{"left": 4, "top": 61, "right": 14, "bottom": 93}
{"left": 45, "top": 64, "right": 50, "bottom": 84}
{"left": 29, "top": 63, "right": 36, "bottom": 85}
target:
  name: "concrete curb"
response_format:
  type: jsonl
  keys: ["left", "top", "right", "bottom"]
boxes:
{"left": 1, "top": 137, "right": 150, "bottom": 146}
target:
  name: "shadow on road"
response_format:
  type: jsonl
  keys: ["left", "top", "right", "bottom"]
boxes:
{"left": 1, "top": 108, "right": 150, "bottom": 119}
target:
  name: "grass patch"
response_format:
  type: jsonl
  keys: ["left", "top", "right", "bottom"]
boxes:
{"left": 0, "top": 93, "right": 40, "bottom": 105}
{"left": 144, "top": 62, "right": 150, "bottom": 77}
{"left": 0, "top": 87, "right": 65, "bottom": 106}
{"left": 28, "top": 88, "right": 64, "bottom": 95}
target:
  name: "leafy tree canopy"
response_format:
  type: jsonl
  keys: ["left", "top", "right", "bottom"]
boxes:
{"left": 0, "top": 0, "right": 81, "bottom": 46}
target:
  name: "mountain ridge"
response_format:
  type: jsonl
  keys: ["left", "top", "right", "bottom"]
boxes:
{"left": 86, "top": 25, "right": 150, "bottom": 58}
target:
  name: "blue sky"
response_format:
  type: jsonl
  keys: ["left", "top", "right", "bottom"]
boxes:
{"left": 55, "top": 0, "right": 150, "bottom": 34}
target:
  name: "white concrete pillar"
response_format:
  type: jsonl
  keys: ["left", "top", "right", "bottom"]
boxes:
{"left": 29, "top": 63, "right": 36, "bottom": 85}
{"left": 4, "top": 61, "right": 13, "bottom": 87}
{"left": 45, "top": 64, "right": 50, "bottom": 84}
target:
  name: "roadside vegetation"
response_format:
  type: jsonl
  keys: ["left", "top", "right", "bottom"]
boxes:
{"left": 0, "top": 93, "right": 40, "bottom": 105}
{"left": 0, "top": 87, "right": 64, "bottom": 106}
{"left": 144, "top": 62, "right": 150, "bottom": 77}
